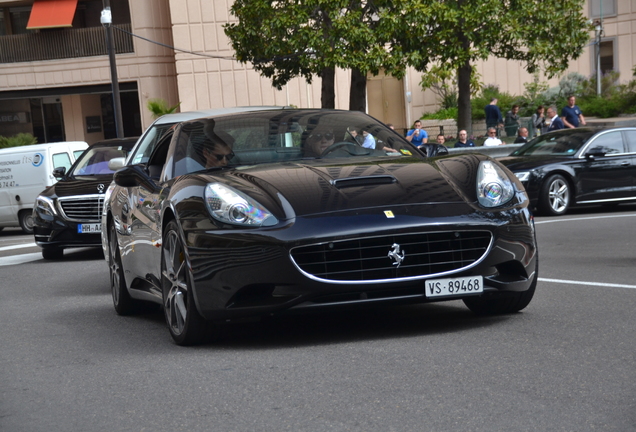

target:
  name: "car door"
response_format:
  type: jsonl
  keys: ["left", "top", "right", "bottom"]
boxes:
{"left": 622, "top": 129, "right": 636, "bottom": 196}
{"left": 576, "top": 130, "right": 632, "bottom": 204}
{"left": 125, "top": 132, "right": 174, "bottom": 293}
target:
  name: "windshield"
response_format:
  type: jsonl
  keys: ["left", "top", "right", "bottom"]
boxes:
{"left": 72, "top": 145, "right": 131, "bottom": 176}
{"left": 129, "top": 123, "right": 174, "bottom": 165}
{"left": 172, "top": 110, "right": 420, "bottom": 175}
{"left": 511, "top": 129, "right": 596, "bottom": 156}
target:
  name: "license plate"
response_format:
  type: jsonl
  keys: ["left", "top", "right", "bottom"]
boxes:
{"left": 425, "top": 276, "right": 483, "bottom": 298}
{"left": 78, "top": 223, "right": 101, "bottom": 233}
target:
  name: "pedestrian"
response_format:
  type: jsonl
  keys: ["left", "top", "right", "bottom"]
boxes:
{"left": 514, "top": 127, "right": 529, "bottom": 144}
{"left": 484, "top": 98, "right": 503, "bottom": 136}
{"left": 483, "top": 127, "right": 503, "bottom": 146}
{"left": 504, "top": 105, "right": 521, "bottom": 137}
{"left": 531, "top": 105, "right": 546, "bottom": 137}
{"left": 435, "top": 134, "right": 446, "bottom": 145}
{"left": 561, "top": 95, "right": 586, "bottom": 128}
{"left": 406, "top": 120, "right": 428, "bottom": 147}
{"left": 546, "top": 106, "right": 565, "bottom": 131}
{"left": 454, "top": 130, "right": 475, "bottom": 148}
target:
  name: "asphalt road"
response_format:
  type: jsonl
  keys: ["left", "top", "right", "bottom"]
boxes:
{"left": 1, "top": 204, "right": 635, "bottom": 432}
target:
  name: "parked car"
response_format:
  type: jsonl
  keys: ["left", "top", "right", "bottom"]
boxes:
{"left": 33, "top": 137, "right": 138, "bottom": 259}
{"left": 0, "top": 141, "right": 88, "bottom": 234}
{"left": 102, "top": 108, "right": 538, "bottom": 345}
{"left": 497, "top": 127, "right": 636, "bottom": 216}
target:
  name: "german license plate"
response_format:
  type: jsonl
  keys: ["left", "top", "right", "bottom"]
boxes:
{"left": 78, "top": 223, "right": 101, "bottom": 233}
{"left": 425, "top": 276, "right": 483, "bottom": 298}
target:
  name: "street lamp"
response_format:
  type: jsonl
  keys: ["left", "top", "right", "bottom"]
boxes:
{"left": 594, "top": 19, "right": 603, "bottom": 96}
{"left": 101, "top": 1, "right": 124, "bottom": 138}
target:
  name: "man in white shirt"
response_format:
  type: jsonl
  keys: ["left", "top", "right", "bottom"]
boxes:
{"left": 483, "top": 127, "right": 503, "bottom": 146}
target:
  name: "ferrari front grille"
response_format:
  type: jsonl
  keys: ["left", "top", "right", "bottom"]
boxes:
{"left": 290, "top": 231, "right": 492, "bottom": 282}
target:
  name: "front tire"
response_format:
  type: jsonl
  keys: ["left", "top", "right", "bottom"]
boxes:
{"left": 463, "top": 259, "right": 538, "bottom": 315}
{"left": 538, "top": 174, "right": 571, "bottom": 216}
{"left": 19, "top": 210, "right": 34, "bottom": 234}
{"left": 109, "top": 222, "right": 138, "bottom": 315}
{"left": 162, "top": 220, "right": 217, "bottom": 346}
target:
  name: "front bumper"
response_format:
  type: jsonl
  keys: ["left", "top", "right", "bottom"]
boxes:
{"left": 182, "top": 203, "right": 537, "bottom": 321}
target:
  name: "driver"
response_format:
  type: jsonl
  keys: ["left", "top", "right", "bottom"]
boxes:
{"left": 304, "top": 127, "right": 335, "bottom": 157}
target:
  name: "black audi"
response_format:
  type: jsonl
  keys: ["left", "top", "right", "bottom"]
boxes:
{"left": 33, "top": 137, "right": 138, "bottom": 259}
{"left": 498, "top": 127, "right": 636, "bottom": 215}
{"left": 102, "top": 108, "right": 538, "bottom": 345}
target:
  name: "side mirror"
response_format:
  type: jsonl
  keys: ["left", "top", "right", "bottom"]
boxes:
{"left": 108, "top": 157, "right": 126, "bottom": 171}
{"left": 52, "top": 167, "right": 66, "bottom": 178}
{"left": 113, "top": 165, "right": 159, "bottom": 193}
{"left": 585, "top": 149, "right": 606, "bottom": 161}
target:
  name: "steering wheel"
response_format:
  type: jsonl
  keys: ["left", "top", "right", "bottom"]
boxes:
{"left": 320, "top": 142, "right": 371, "bottom": 157}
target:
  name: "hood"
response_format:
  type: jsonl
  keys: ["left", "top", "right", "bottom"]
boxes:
{"left": 497, "top": 154, "right": 575, "bottom": 172}
{"left": 213, "top": 157, "right": 483, "bottom": 217}
{"left": 48, "top": 175, "right": 113, "bottom": 198}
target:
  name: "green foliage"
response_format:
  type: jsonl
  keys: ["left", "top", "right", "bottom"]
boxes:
{"left": 420, "top": 65, "right": 482, "bottom": 109}
{"left": 147, "top": 99, "right": 181, "bottom": 119}
{"left": 576, "top": 71, "right": 636, "bottom": 118}
{"left": 0, "top": 133, "right": 38, "bottom": 149}
{"left": 420, "top": 107, "right": 458, "bottom": 120}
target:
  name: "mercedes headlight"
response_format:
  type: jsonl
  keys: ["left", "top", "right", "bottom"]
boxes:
{"left": 476, "top": 160, "right": 515, "bottom": 208}
{"left": 204, "top": 183, "right": 278, "bottom": 227}
{"left": 35, "top": 195, "right": 58, "bottom": 217}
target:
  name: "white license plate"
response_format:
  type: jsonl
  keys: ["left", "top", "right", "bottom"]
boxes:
{"left": 78, "top": 223, "right": 101, "bottom": 233}
{"left": 425, "top": 276, "right": 483, "bottom": 298}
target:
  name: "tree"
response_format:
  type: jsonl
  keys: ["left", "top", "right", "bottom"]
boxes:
{"left": 397, "top": 0, "right": 590, "bottom": 132}
{"left": 224, "top": 0, "right": 405, "bottom": 110}
{"left": 147, "top": 99, "right": 181, "bottom": 119}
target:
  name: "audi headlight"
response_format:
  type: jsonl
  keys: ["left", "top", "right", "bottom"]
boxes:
{"left": 476, "top": 160, "right": 515, "bottom": 208}
{"left": 514, "top": 171, "right": 531, "bottom": 182}
{"left": 35, "top": 195, "right": 58, "bottom": 217}
{"left": 204, "top": 183, "right": 278, "bottom": 227}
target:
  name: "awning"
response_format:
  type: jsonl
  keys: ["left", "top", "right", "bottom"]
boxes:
{"left": 26, "top": 0, "right": 79, "bottom": 30}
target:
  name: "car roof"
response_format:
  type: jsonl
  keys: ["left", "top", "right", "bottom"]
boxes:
{"left": 152, "top": 106, "right": 291, "bottom": 126}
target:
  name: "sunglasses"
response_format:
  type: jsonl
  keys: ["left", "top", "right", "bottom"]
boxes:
{"left": 211, "top": 151, "right": 234, "bottom": 161}
{"left": 309, "top": 132, "right": 334, "bottom": 141}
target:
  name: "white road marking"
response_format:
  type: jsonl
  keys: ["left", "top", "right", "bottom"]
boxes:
{"left": 539, "top": 278, "right": 636, "bottom": 290}
{"left": 0, "top": 243, "right": 37, "bottom": 252}
{"left": 535, "top": 213, "right": 636, "bottom": 224}
{"left": 0, "top": 252, "right": 42, "bottom": 266}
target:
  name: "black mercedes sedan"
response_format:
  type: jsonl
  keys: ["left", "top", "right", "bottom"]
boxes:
{"left": 498, "top": 127, "right": 636, "bottom": 215}
{"left": 33, "top": 137, "right": 138, "bottom": 259}
{"left": 102, "top": 108, "right": 538, "bottom": 345}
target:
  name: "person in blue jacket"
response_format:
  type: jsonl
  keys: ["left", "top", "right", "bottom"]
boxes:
{"left": 484, "top": 98, "right": 503, "bottom": 135}
{"left": 546, "top": 106, "right": 565, "bottom": 131}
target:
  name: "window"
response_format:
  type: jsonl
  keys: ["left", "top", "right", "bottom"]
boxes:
{"left": 590, "top": 0, "right": 616, "bottom": 17}
{"left": 52, "top": 152, "right": 72, "bottom": 171}
{"left": 624, "top": 131, "right": 636, "bottom": 153}
{"left": 599, "top": 40, "right": 614, "bottom": 74}
{"left": 587, "top": 131, "right": 625, "bottom": 155}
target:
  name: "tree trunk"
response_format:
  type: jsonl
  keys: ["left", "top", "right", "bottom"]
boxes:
{"left": 457, "top": 60, "right": 472, "bottom": 136}
{"left": 349, "top": 68, "right": 367, "bottom": 112}
{"left": 320, "top": 66, "right": 335, "bottom": 109}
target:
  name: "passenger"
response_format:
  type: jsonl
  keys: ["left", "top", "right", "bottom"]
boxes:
{"left": 347, "top": 127, "right": 363, "bottom": 145}
{"left": 361, "top": 130, "right": 376, "bottom": 149}
{"left": 304, "top": 127, "right": 335, "bottom": 157}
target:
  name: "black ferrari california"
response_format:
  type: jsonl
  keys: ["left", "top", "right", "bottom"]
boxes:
{"left": 33, "top": 137, "right": 138, "bottom": 259}
{"left": 102, "top": 108, "right": 538, "bottom": 345}
{"left": 498, "top": 127, "right": 636, "bottom": 215}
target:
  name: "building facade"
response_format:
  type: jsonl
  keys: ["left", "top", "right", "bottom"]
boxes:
{"left": 0, "top": 0, "right": 632, "bottom": 143}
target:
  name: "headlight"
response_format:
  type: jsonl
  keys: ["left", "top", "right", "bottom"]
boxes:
{"left": 35, "top": 195, "right": 57, "bottom": 216}
{"left": 204, "top": 183, "right": 278, "bottom": 227}
{"left": 514, "top": 171, "right": 531, "bottom": 182}
{"left": 476, "top": 160, "right": 515, "bottom": 208}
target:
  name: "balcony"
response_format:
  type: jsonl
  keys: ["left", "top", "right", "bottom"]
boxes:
{"left": 0, "top": 23, "right": 134, "bottom": 64}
